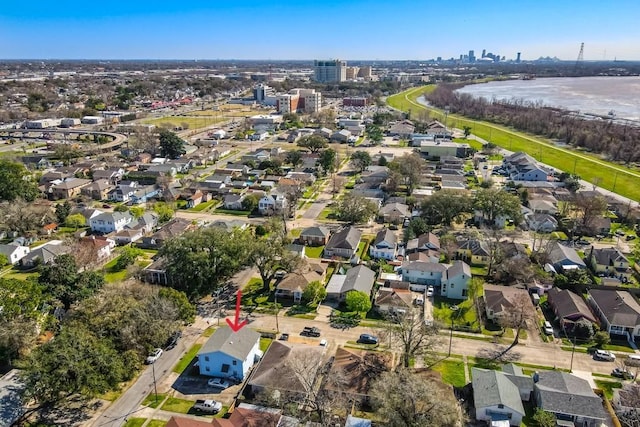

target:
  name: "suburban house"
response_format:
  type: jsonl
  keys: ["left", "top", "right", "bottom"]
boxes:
{"left": 528, "top": 199, "right": 558, "bottom": 215}
{"left": 49, "top": 178, "right": 91, "bottom": 200}
{"left": 129, "top": 185, "right": 162, "bottom": 204}
{"left": 472, "top": 368, "right": 526, "bottom": 427}
{"left": 502, "top": 152, "right": 551, "bottom": 182}
{"left": 275, "top": 262, "right": 326, "bottom": 303}
{"left": 324, "top": 226, "right": 362, "bottom": 259}
{"left": 168, "top": 403, "right": 284, "bottom": 427}
{"left": 525, "top": 213, "right": 558, "bottom": 233}
{"left": 80, "top": 179, "right": 114, "bottom": 201}
{"left": 502, "top": 363, "right": 534, "bottom": 402}
{"left": 547, "top": 287, "right": 597, "bottom": 334}
{"left": 533, "top": 371, "right": 607, "bottom": 427}
{"left": 326, "top": 265, "right": 376, "bottom": 302}
{"left": 369, "top": 228, "right": 397, "bottom": 260}
{"left": 587, "top": 289, "right": 640, "bottom": 341}
{"left": 114, "top": 228, "right": 144, "bottom": 245}
{"left": 78, "top": 236, "right": 115, "bottom": 260}
{"left": 388, "top": 120, "right": 415, "bottom": 138}
{"left": 20, "top": 241, "right": 69, "bottom": 268}
{"left": 399, "top": 260, "right": 471, "bottom": 299}
{"left": 89, "top": 211, "right": 134, "bottom": 234}
{"left": 0, "top": 243, "right": 30, "bottom": 265}
{"left": 108, "top": 181, "right": 140, "bottom": 202}
{"left": 140, "top": 218, "right": 192, "bottom": 249}
{"left": 405, "top": 232, "right": 440, "bottom": 254}
{"left": 374, "top": 287, "right": 414, "bottom": 314}
{"left": 361, "top": 166, "right": 390, "bottom": 185}
{"left": 456, "top": 239, "right": 490, "bottom": 265}
{"left": 378, "top": 202, "right": 410, "bottom": 224}
{"left": 223, "top": 194, "right": 246, "bottom": 210}
{"left": 197, "top": 326, "right": 262, "bottom": 381}
{"left": 247, "top": 341, "right": 323, "bottom": 399}
{"left": 299, "top": 226, "right": 331, "bottom": 247}
{"left": 612, "top": 383, "right": 640, "bottom": 422}
{"left": 588, "top": 246, "right": 632, "bottom": 281}
{"left": 547, "top": 241, "right": 586, "bottom": 273}
{"left": 324, "top": 347, "right": 392, "bottom": 402}
{"left": 258, "top": 193, "right": 287, "bottom": 215}
{"left": 483, "top": 284, "right": 534, "bottom": 322}
{"left": 92, "top": 168, "right": 125, "bottom": 185}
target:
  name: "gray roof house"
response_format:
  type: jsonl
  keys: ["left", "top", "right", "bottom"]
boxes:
{"left": 299, "top": 226, "right": 331, "bottom": 247}
{"left": 378, "top": 202, "right": 410, "bottom": 223}
{"left": 197, "top": 326, "right": 261, "bottom": 381}
{"left": 533, "top": 371, "right": 607, "bottom": 427}
{"left": 369, "top": 228, "right": 397, "bottom": 261}
{"left": 324, "top": 226, "right": 362, "bottom": 259}
{"left": 587, "top": 289, "right": 640, "bottom": 340}
{"left": 20, "top": 242, "right": 69, "bottom": 268}
{"left": 472, "top": 368, "right": 526, "bottom": 427}
{"left": 547, "top": 242, "right": 586, "bottom": 272}
{"left": 326, "top": 265, "right": 376, "bottom": 302}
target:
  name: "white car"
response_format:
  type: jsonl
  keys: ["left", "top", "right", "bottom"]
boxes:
{"left": 426, "top": 286, "right": 434, "bottom": 297}
{"left": 594, "top": 349, "right": 616, "bottom": 361}
{"left": 145, "top": 348, "right": 163, "bottom": 364}
{"left": 207, "top": 378, "right": 231, "bottom": 390}
{"left": 543, "top": 321, "right": 554, "bottom": 335}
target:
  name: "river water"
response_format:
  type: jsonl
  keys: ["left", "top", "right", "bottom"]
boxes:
{"left": 455, "top": 76, "right": 640, "bottom": 122}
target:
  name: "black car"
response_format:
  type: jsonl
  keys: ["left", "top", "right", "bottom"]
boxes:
{"left": 279, "top": 333, "right": 289, "bottom": 341}
{"left": 612, "top": 368, "right": 634, "bottom": 379}
{"left": 357, "top": 334, "right": 379, "bottom": 345}
{"left": 165, "top": 331, "right": 182, "bottom": 350}
{"left": 301, "top": 326, "right": 321, "bottom": 337}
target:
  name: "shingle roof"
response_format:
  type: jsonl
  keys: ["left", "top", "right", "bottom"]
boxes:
{"left": 300, "top": 226, "right": 330, "bottom": 238}
{"left": 548, "top": 242, "right": 586, "bottom": 268}
{"left": 535, "top": 371, "right": 607, "bottom": 421}
{"left": 373, "top": 228, "right": 396, "bottom": 246}
{"left": 445, "top": 261, "right": 471, "bottom": 280}
{"left": 472, "top": 368, "right": 525, "bottom": 416}
{"left": 458, "top": 239, "right": 490, "bottom": 256}
{"left": 547, "top": 287, "right": 597, "bottom": 323}
{"left": 326, "top": 226, "right": 361, "bottom": 251}
{"left": 375, "top": 287, "right": 413, "bottom": 309}
{"left": 325, "top": 347, "right": 392, "bottom": 397}
{"left": 403, "top": 261, "right": 447, "bottom": 273}
{"left": 589, "top": 289, "right": 640, "bottom": 328}
{"left": 198, "top": 326, "right": 260, "bottom": 361}
{"left": 342, "top": 265, "right": 376, "bottom": 295}
{"left": 483, "top": 284, "right": 531, "bottom": 316}
{"left": 590, "top": 247, "right": 628, "bottom": 266}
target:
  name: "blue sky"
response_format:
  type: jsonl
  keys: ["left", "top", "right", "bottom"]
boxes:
{"left": 1, "top": 0, "right": 639, "bottom": 60}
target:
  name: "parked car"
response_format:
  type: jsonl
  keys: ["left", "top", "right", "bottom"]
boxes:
{"left": 357, "top": 334, "right": 379, "bottom": 345}
{"left": 319, "top": 339, "right": 328, "bottom": 346}
{"left": 426, "top": 286, "right": 434, "bottom": 297}
{"left": 145, "top": 348, "right": 163, "bottom": 364}
{"left": 594, "top": 349, "right": 616, "bottom": 361}
{"left": 543, "top": 321, "right": 554, "bottom": 335}
{"left": 301, "top": 326, "right": 321, "bottom": 337}
{"left": 279, "top": 333, "right": 289, "bottom": 341}
{"left": 165, "top": 331, "right": 182, "bottom": 350}
{"left": 207, "top": 378, "right": 231, "bottom": 390}
{"left": 193, "top": 399, "right": 222, "bottom": 413}
{"left": 612, "top": 368, "right": 634, "bottom": 379}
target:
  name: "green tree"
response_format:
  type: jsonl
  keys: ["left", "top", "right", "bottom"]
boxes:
{"left": 38, "top": 254, "right": 104, "bottom": 309}
{"left": 345, "top": 290, "right": 372, "bottom": 313}
{"left": 370, "top": 369, "right": 461, "bottom": 427}
{"left": 335, "top": 194, "right": 378, "bottom": 224}
{"left": 158, "top": 129, "right": 186, "bottom": 159}
{"left": 473, "top": 188, "right": 523, "bottom": 226}
{"left": 115, "top": 246, "right": 144, "bottom": 271}
{"left": 160, "top": 228, "right": 250, "bottom": 300}
{"left": 593, "top": 331, "right": 611, "bottom": 348}
{"left": 420, "top": 190, "right": 472, "bottom": 227}
{"left": 55, "top": 201, "right": 72, "bottom": 223}
{"left": 158, "top": 287, "right": 196, "bottom": 324}
{"left": 391, "top": 153, "right": 424, "bottom": 195}
{"left": 0, "top": 160, "right": 39, "bottom": 202}
{"left": 129, "top": 206, "right": 145, "bottom": 218}
{"left": 532, "top": 408, "right": 556, "bottom": 427}
{"left": 317, "top": 148, "right": 337, "bottom": 175}
{"left": 248, "top": 231, "right": 302, "bottom": 292}
{"left": 0, "top": 253, "right": 8, "bottom": 268}
{"left": 366, "top": 124, "right": 384, "bottom": 144}
{"left": 298, "top": 135, "right": 329, "bottom": 153}
{"left": 241, "top": 194, "right": 260, "bottom": 212}
{"left": 153, "top": 202, "right": 174, "bottom": 223}
{"left": 54, "top": 145, "right": 83, "bottom": 166}
{"left": 350, "top": 151, "right": 372, "bottom": 172}
{"left": 65, "top": 213, "right": 86, "bottom": 229}
{"left": 463, "top": 126, "right": 472, "bottom": 138}
{"left": 285, "top": 150, "right": 303, "bottom": 168}
{"left": 114, "top": 204, "right": 129, "bottom": 212}
{"left": 302, "top": 280, "right": 327, "bottom": 306}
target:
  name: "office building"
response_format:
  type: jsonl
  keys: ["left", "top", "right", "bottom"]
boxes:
{"left": 345, "top": 66, "right": 359, "bottom": 80}
{"left": 314, "top": 60, "right": 346, "bottom": 83}
{"left": 276, "top": 89, "right": 322, "bottom": 114}
{"left": 253, "top": 84, "right": 277, "bottom": 106}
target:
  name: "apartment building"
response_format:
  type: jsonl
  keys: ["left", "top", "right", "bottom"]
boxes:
{"left": 276, "top": 89, "right": 322, "bottom": 114}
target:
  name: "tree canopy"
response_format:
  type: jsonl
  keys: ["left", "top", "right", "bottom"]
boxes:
{"left": 158, "top": 129, "right": 186, "bottom": 159}
{"left": 345, "top": 290, "right": 372, "bottom": 313}
{"left": 350, "top": 151, "right": 372, "bottom": 172}
{"left": 317, "top": 148, "right": 337, "bottom": 175}
{"left": 420, "top": 190, "right": 472, "bottom": 227}
{"left": 335, "top": 194, "right": 378, "bottom": 224}
{"left": 473, "top": 188, "right": 523, "bottom": 226}
{"left": 38, "top": 254, "right": 104, "bottom": 309}
{"left": 297, "top": 134, "right": 328, "bottom": 153}
{"left": 0, "top": 160, "right": 39, "bottom": 202}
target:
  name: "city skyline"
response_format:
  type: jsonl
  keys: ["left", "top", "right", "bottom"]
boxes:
{"left": 1, "top": 0, "right": 640, "bottom": 61}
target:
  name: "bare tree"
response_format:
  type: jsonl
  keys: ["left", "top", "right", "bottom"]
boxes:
{"left": 496, "top": 293, "right": 535, "bottom": 358}
{"left": 572, "top": 192, "right": 608, "bottom": 235}
{"left": 387, "top": 310, "right": 441, "bottom": 368}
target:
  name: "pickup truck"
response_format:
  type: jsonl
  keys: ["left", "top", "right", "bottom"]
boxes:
{"left": 301, "top": 326, "right": 321, "bottom": 337}
{"left": 193, "top": 399, "right": 222, "bottom": 413}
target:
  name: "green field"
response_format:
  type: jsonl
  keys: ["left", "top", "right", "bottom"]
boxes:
{"left": 387, "top": 86, "right": 640, "bottom": 202}
{"left": 172, "top": 344, "right": 202, "bottom": 374}
{"left": 141, "top": 115, "right": 224, "bottom": 130}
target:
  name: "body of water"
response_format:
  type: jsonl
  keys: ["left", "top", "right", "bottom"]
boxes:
{"left": 456, "top": 76, "right": 640, "bottom": 122}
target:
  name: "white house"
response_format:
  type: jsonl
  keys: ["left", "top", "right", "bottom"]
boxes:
{"left": 472, "top": 368, "right": 525, "bottom": 427}
{"left": 89, "top": 211, "right": 134, "bottom": 234}
{"left": 197, "top": 326, "right": 262, "bottom": 381}
{"left": 369, "top": 228, "right": 397, "bottom": 260}
{"left": 258, "top": 193, "right": 287, "bottom": 215}
{"left": 400, "top": 260, "right": 471, "bottom": 299}
{"left": 525, "top": 213, "right": 558, "bottom": 233}
{"left": 0, "top": 244, "right": 30, "bottom": 265}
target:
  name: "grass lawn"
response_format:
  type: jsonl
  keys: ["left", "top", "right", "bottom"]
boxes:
{"left": 172, "top": 344, "right": 202, "bottom": 374}
{"left": 213, "top": 208, "right": 251, "bottom": 216}
{"left": 142, "top": 116, "right": 223, "bottom": 131}
{"left": 123, "top": 418, "right": 146, "bottom": 427}
{"left": 387, "top": 85, "right": 640, "bottom": 202}
{"left": 142, "top": 393, "right": 167, "bottom": 409}
{"left": 260, "top": 337, "right": 273, "bottom": 352}
{"left": 203, "top": 326, "right": 217, "bottom": 337}
{"left": 470, "top": 266, "right": 488, "bottom": 276}
{"left": 147, "top": 420, "right": 168, "bottom": 427}
{"left": 103, "top": 256, "right": 128, "bottom": 283}
{"left": 290, "top": 228, "right": 302, "bottom": 238}
{"left": 3, "top": 269, "right": 38, "bottom": 281}
{"left": 594, "top": 379, "right": 623, "bottom": 400}
{"left": 431, "top": 359, "right": 467, "bottom": 387}
{"left": 432, "top": 296, "right": 479, "bottom": 331}
{"left": 161, "top": 396, "right": 195, "bottom": 414}
{"left": 189, "top": 200, "right": 216, "bottom": 212}
{"left": 305, "top": 245, "right": 324, "bottom": 258}
{"left": 318, "top": 207, "right": 336, "bottom": 220}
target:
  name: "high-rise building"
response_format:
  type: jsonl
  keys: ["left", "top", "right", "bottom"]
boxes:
{"left": 468, "top": 50, "right": 476, "bottom": 63}
{"left": 357, "top": 66, "right": 372, "bottom": 80}
{"left": 314, "top": 60, "right": 346, "bottom": 83}
{"left": 253, "top": 83, "right": 276, "bottom": 105}
{"left": 516, "top": 52, "right": 521, "bottom": 63}
{"left": 276, "top": 89, "right": 322, "bottom": 114}
{"left": 345, "top": 66, "right": 359, "bottom": 80}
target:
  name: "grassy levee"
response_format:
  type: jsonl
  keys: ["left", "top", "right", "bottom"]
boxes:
{"left": 387, "top": 86, "right": 640, "bottom": 202}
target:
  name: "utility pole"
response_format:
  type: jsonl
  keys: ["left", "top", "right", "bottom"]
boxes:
{"left": 274, "top": 292, "right": 280, "bottom": 333}
{"left": 570, "top": 337, "right": 576, "bottom": 372}
{"left": 152, "top": 362, "right": 158, "bottom": 404}
{"left": 448, "top": 316, "right": 454, "bottom": 357}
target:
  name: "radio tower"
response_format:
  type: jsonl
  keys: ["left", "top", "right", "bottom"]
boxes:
{"left": 574, "top": 42, "right": 584, "bottom": 71}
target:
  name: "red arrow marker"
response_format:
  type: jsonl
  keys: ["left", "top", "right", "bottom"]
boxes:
{"left": 226, "top": 290, "right": 247, "bottom": 332}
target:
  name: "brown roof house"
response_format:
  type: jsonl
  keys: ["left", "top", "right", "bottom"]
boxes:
{"left": 299, "top": 226, "right": 331, "bottom": 247}
{"left": 81, "top": 179, "right": 114, "bottom": 201}
{"left": 49, "top": 178, "right": 91, "bottom": 200}
{"left": 587, "top": 289, "right": 640, "bottom": 341}
{"left": 547, "top": 287, "right": 597, "bottom": 334}
{"left": 374, "top": 287, "right": 414, "bottom": 314}
{"left": 483, "top": 284, "right": 535, "bottom": 323}
{"left": 275, "top": 261, "right": 326, "bottom": 303}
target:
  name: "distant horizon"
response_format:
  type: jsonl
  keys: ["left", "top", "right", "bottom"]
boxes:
{"left": 2, "top": 0, "right": 639, "bottom": 61}
{"left": 3, "top": 58, "right": 640, "bottom": 63}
